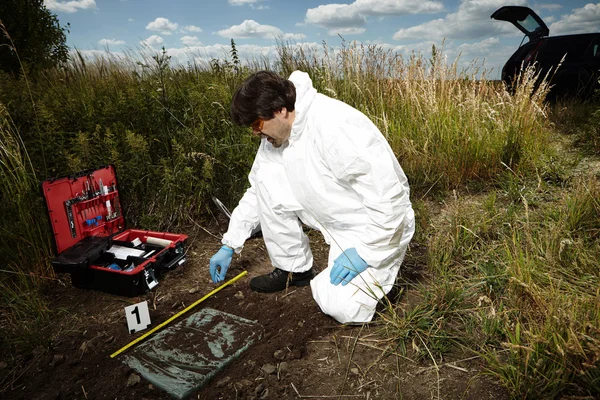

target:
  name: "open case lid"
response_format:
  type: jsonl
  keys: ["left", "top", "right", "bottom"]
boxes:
{"left": 41, "top": 165, "right": 125, "bottom": 255}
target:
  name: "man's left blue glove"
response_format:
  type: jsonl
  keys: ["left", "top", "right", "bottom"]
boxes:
{"left": 209, "top": 245, "right": 234, "bottom": 283}
{"left": 330, "top": 247, "right": 368, "bottom": 286}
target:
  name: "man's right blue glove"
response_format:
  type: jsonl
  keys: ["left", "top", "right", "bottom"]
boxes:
{"left": 209, "top": 245, "right": 234, "bottom": 283}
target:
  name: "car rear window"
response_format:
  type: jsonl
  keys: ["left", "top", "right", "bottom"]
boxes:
{"left": 518, "top": 14, "right": 543, "bottom": 34}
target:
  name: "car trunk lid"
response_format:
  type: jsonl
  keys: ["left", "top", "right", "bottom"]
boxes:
{"left": 491, "top": 6, "right": 549, "bottom": 41}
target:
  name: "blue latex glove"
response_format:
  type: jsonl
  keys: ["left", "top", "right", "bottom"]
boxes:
{"left": 209, "top": 245, "right": 234, "bottom": 283}
{"left": 330, "top": 248, "right": 368, "bottom": 286}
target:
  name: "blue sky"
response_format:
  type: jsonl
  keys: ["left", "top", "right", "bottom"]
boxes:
{"left": 44, "top": 0, "right": 600, "bottom": 78}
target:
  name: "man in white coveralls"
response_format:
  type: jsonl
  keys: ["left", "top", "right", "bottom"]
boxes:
{"left": 209, "top": 70, "right": 415, "bottom": 324}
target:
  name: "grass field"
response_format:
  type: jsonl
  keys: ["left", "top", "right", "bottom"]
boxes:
{"left": 1, "top": 40, "right": 599, "bottom": 398}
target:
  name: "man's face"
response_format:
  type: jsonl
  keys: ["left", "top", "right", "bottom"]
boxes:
{"left": 251, "top": 108, "right": 294, "bottom": 148}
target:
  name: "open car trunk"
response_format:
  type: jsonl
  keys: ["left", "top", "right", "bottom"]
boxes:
{"left": 491, "top": 5, "right": 549, "bottom": 42}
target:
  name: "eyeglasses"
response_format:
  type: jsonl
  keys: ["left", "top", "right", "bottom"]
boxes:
{"left": 250, "top": 118, "right": 264, "bottom": 132}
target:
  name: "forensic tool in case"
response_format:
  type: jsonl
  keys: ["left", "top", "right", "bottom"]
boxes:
{"left": 42, "top": 165, "right": 188, "bottom": 296}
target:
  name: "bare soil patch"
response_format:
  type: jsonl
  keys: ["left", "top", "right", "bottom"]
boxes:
{"left": 0, "top": 219, "right": 508, "bottom": 399}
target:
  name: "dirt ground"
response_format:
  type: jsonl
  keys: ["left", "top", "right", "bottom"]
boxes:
{"left": 0, "top": 218, "right": 509, "bottom": 400}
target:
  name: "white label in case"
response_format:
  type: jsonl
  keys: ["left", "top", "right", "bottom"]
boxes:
{"left": 124, "top": 301, "right": 151, "bottom": 334}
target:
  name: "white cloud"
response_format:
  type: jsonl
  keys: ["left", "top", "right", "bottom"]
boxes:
{"left": 329, "top": 27, "right": 367, "bottom": 36}
{"left": 229, "top": 0, "right": 264, "bottom": 5}
{"left": 306, "top": 4, "right": 366, "bottom": 29}
{"left": 393, "top": 17, "right": 445, "bottom": 40}
{"left": 229, "top": 0, "right": 270, "bottom": 9}
{"left": 536, "top": 3, "right": 563, "bottom": 11}
{"left": 146, "top": 18, "right": 179, "bottom": 35}
{"left": 169, "top": 44, "right": 231, "bottom": 60}
{"left": 353, "top": 0, "right": 444, "bottom": 16}
{"left": 217, "top": 20, "right": 283, "bottom": 39}
{"left": 69, "top": 49, "right": 128, "bottom": 62}
{"left": 128, "top": 18, "right": 134, "bottom": 22}
{"left": 162, "top": 41, "right": 325, "bottom": 68}
{"left": 71, "top": 49, "right": 106, "bottom": 59}
{"left": 229, "top": 0, "right": 270, "bottom": 8}
{"left": 166, "top": 43, "right": 276, "bottom": 66}
{"left": 362, "top": 37, "right": 510, "bottom": 78}
{"left": 454, "top": 37, "right": 500, "bottom": 56}
{"left": 99, "top": 39, "right": 125, "bottom": 46}
{"left": 450, "top": 37, "right": 518, "bottom": 77}
{"left": 283, "top": 33, "right": 307, "bottom": 41}
{"left": 140, "top": 35, "right": 164, "bottom": 48}
{"left": 393, "top": 0, "right": 527, "bottom": 41}
{"left": 305, "top": 0, "right": 444, "bottom": 34}
{"left": 181, "top": 36, "right": 202, "bottom": 46}
{"left": 377, "top": 40, "right": 438, "bottom": 56}
{"left": 44, "top": 0, "right": 96, "bottom": 13}
{"left": 549, "top": 3, "right": 600, "bottom": 35}
{"left": 183, "top": 25, "right": 203, "bottom": 33}
{"left": 80, "top": 36, "right": 509, "bottom": 79}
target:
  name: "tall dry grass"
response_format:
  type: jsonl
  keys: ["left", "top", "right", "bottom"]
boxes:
{"left": 4, "top": 38, "right": 598, "bottom": 399}
{"left": 0, "top": 103, "right": 54, "bottom": 350}
{"left": 275, "top": 40, "right": 552, "bottom": 194}
{"left": 381, "top": 167, "right": 600, "bottom": 398}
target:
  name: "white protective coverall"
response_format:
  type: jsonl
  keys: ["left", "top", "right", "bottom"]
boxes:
{"left": 222, "top": 71, "right": 415, "bottom": 324}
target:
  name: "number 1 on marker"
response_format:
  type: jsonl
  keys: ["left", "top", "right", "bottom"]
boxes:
{"left": 131, "top": 306, "right": 141, "bottom": 325}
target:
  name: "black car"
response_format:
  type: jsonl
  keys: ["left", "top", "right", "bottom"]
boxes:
{"left": 491, "top": 5, "right": 600, "bottom": 99}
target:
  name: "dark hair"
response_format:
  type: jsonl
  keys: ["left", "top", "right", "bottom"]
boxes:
{"left": 230, "top": 70, "right": 296, "bottom": 126}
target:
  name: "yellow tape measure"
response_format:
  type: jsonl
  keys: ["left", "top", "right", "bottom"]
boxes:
{"left": 110, "top": 270, "right": 247, "bottom": 358}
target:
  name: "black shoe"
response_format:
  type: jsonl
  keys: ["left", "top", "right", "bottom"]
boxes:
{"left": 250, "top": 267, "right": 315, "bottom": 293}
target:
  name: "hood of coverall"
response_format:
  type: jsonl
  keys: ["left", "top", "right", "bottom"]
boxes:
{"left": 288, "top": 71, "right": 317, "bottom": 143}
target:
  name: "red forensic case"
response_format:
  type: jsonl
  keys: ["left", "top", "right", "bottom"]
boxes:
{"left": 41, "top": 165, "right": 187, "bottom": 296}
